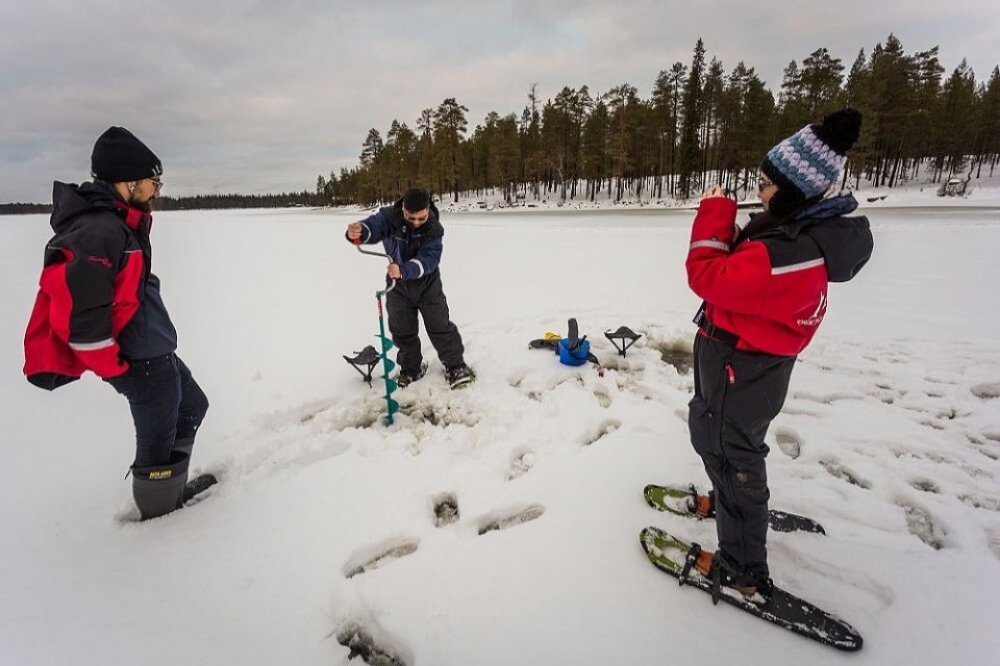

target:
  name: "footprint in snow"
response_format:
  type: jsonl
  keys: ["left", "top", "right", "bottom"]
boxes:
{"left": 864, "top": 384, "right": 899, "bottom": 404}
{"left": 917, "top": 418, "right": 948, "bottom": 432}
{"left": 581, "top": 419, "right": 621, "bottom": 446}
{"left": 898, "top": 501, "right": 948, "bottom": 550}
{"left": 598, "top": 356, "right": 647, "bottom": 375}
{"left": 974, "top": 446, "right": 1000, "bottom": 462}
{"left": 792, "top": 390, "right": 858, "bottom": 406}
{"left": 819, "top": 459, "right": 872, "bottom": 489}
{"left": 336, "top": 620, "right": 410, "bottom": 666}
{"left": 773, "top": 427, "right": 802, "bottom": 459}
{"left": 477, "top": 504, "right": 545, "bottom": 536}
{"left": 343, "top": 538, "right": 420, "bottom": 579}
{"left": 970, "top": 382, "right": 1000, "bottom": 400}
{"left": 780, "top": 404, "right": 824, "bottom": 417}
{"left": 432, "top": 492, "right": 460, "bottom": 527}
{"left": 987, "top": 528, "right": 1000, "bottom": 562}
{"left": 506, "top": 449, "right": 536, "bottom": 481}
{"left": 908, "top": 478, "right": 940, "bottom": 494}
{"left": 593, "top": 384, "right": 613, "bottom": 408}
{"left": 958, "top": 493, "right": 1000, "bottom": 511}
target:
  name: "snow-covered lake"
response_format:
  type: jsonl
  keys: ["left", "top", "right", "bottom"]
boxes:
{"left": 2, "top": 201, "right": 999, "bottom": 665}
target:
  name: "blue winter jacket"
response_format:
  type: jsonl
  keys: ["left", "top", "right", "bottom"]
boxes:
{"left": 352, "top": 199, "right": 445, "bottom": 280}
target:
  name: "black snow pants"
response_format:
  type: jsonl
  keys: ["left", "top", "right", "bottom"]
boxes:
{"left": 385, "top": 270, "right": 465, "bottom": 374}
{"left": 688, "top": 333, "right": 796, "bottom": 572}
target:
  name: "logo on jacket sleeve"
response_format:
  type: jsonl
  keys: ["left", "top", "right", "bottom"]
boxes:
{"left": 797, "top": 291, "right": 827, "bottom": 327}
{"left": 88, "top": 255, "right": 113, "bottom": 269}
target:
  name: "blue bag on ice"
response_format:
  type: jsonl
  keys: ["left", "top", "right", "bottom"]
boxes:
{"left": 558, "top": 337, "right": 591, "bottom": 366}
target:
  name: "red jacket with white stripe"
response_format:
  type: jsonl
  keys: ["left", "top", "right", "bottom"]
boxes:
{"left": 686, "top": 194, "right": 873, "bottom": 356}
{"left": 23, "top": 182, "right": 150, "bottom": 389}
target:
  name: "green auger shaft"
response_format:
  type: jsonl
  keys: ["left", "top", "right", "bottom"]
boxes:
{"left": 376, "top": 289, "right": 400, "bottom": 425}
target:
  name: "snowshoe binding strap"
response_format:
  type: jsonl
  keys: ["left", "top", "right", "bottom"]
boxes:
{"left": 711, "top": 554, "right": 723, "bottom": 605}
{"left": 679, "top": 542, "right": 703, "bottom": 587}
{"left": 686, "top": 484, "right": 715, "bottom": 518}
{"left": 344, "top": 345, "right": 382, "bottom": 386}
{"left": 604, "top": 326, "right": 641, "bottom": 357}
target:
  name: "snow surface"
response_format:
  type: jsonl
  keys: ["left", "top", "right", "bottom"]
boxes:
{"left": 2, "top": 190, "right": 1000, "bottom": 665}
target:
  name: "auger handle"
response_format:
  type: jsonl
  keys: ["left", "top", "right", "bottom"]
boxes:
{"left": 354, "top": 237, "right": 397, "bottom": 294}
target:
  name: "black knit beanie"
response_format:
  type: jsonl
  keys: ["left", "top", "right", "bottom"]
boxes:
{"left": 401, "top": 187, "right": 431, "bottom": 211}
{"left": 91, "top": 127, "right": 162, "bottom": 183}
{"left": 761, "top": 108, "right": 862, "bottom": 216}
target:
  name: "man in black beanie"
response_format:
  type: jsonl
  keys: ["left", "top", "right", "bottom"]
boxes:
{"left": 24, "top": 126, "right": 214, "bottom": 520}
{"left": 677, "top": 109, "right": 874, "bottom": 599}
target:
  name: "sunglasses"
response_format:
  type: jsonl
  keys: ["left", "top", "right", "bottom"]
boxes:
{"left": 402, "top": 209, "right": 429, "bottom": 224}
{"left": 150, "top": 177, "right": 163, "bottom": 190}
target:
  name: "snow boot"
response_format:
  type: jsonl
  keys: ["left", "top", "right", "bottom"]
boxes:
{"left": 170, "top": 436, "right": 218, "bottom": 503}
{"left": 396, "top": 362, "right": 428, "bottom": 388}
{"left": 711, "top": 551, "right": 773, "bottom": 600}
{"left": 131, "top": 450, "right": 190, "bottom": 520}
{"left": 684, "top": 546, "right": 773, "bottom": 601}
{"left": 445, "top": 363, "right": 476, "bottom": 389}
{"left": 183, "top": 473, "right": 218, "bottom": 503}
{"left": 687, "top": 486, "right": 715, "bottom": 518}
{"left": 171, "top": 435, "right": 195, "bottom": 456}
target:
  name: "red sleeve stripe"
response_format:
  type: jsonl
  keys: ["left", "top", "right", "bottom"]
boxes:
{"left": 69, "top": 339, "right": 116, "bottom": 351}
{"left": 690, "top": 240, "right": 730, "bottom": 251}
{"left": 772, "top": 258, "right": 825, "bottom": 275}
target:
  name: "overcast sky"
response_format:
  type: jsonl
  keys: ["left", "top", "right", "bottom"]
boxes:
{"left": 2, "top": 0, "right": 998, "bottom": 203}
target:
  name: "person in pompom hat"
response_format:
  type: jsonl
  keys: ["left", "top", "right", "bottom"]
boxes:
{"left": 23, "top": 126, "right": 214, "bottom": 520}
{"left": 678, "top": 109, "right": 873, "bottom": 598}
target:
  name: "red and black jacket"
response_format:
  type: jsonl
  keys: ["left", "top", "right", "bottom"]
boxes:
{"left": 23, "top": 182, "right": 151, "bottom": 389}
{"left": 686, "top": 194, "right": 873, "bottom": 356}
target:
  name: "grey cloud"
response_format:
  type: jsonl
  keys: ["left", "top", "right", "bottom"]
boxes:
{"left": 2, "top": 0, "right": 998, "bottom": 202}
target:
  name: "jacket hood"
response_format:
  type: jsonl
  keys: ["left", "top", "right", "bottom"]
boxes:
{"left": 389, "top": 197, "right": 443, "bottom": 237}
{"left": 797, "top": 194, "right": 874, "bottom": 282}
{"left": 794, "top": 192, "right": 859, "bottom": 220}
{"left": 49, "top": 181, "right": 119, "bottom": 233}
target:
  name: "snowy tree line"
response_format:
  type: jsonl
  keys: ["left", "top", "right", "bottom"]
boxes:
{"left": 0, "top": 192, "right": 326, "bottom": 216}
{"left": 319, "top": 34, "right": 1000, "bottom": 207}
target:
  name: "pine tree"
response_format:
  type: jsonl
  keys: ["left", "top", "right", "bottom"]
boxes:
{"left": 581, "top": 99, "right": 609, "bottom": 201}
{"left": 974, "top": 67, "right": 1000, "bottom": 176}
{"left": 938, "top": 60, "right": 979, "bottom": 179}
{"left": 678, "top": 39, "right": 707, "bottom": 199}
{"left": 799, "top": 48, "right": 845, "bottom": 116}
{"left": 603, "top": 83, "right": 639, "bottom": 201}
{"left": 432, "top": 98, "right": 470, "bottom": 203}
{"left": 360, "top": 128, "right": 384, "bottom": 204}
{"left": 701, "top": 58, "right": 725, "bottom": 192}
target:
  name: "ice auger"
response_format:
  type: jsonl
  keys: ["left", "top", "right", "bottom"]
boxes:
{"left": 345, "top": 239, "right": 400, "bottom": 425}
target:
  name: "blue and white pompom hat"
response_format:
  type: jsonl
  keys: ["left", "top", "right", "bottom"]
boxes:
{"left": 760, "top": 108, "right": 862, "bottom": 215}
